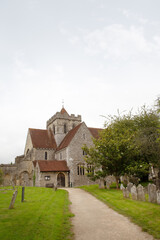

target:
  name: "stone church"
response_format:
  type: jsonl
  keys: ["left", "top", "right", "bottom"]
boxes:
{"left": 1, "top": 107, "right": 102, "bottom": 187}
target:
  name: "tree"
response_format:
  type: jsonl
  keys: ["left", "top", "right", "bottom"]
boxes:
{"left": 83, "top": 113, "right": 138, "bottom": 189}
{"left": 83, "top": 103, "right": 160, "bottom": 188}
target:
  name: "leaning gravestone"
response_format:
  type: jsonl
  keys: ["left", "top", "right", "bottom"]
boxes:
{"left": 137, "top": 184, "right": 145, "bottom": 201}
{"left": 9, "top": 190, "right": 18, "bottom": 209}
{"left": 131, "top": 185, "right": 137, "bottom": 200}
{"left": 127, "top": 182, "right": 133, "bottom": 192}
{"left": 156, "top": 190, "right": 160, "bottom": 204}
{"left": 148, "top": 184, "right": 157, "bottom": 203}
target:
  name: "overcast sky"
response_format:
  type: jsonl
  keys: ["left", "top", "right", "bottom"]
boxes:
{"left": 0, "top": 0, "right": 160, "bottom": 164}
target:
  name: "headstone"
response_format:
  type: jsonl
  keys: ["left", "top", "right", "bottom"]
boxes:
{"left": 148, "top": 184, "right": 157, "bottom": 203}
{"left": 123, "top": 187, "right": 130, "bottom": 198}
{"left": 156, "top": 190, "right": 160, "bottom": 205}
{"left": 131, "top": 185, "right": 137, "bottom": 200}
{"left": 99, "top": 179, "right": 105, "bottom": 189}
{"left": 9, "top": 190, "right": 18, "bottom": 209}
{"left": 137, "top": 184, "right": 145, "bottom": 201}
{"left": 120, "top": 183, "right": 124, "bottom": 190}
{"left": 127, "top": 182, "right": 133, "bottom": 192}
{"left": 106, "top": 182, "right": 110, "bottom": 189}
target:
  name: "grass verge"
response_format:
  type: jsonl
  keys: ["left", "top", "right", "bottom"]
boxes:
{"left": 0, "top": 187, "right": 73, "bottom": 240}
{"left": 80, "top": 184, "right": 160, "bottom": 239}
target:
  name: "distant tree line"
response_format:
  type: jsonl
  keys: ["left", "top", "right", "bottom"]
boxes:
{"left": 83, "top": 98, "right": 160, "bottom": 189}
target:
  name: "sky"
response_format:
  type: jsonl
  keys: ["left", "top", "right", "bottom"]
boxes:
{"left": 0, "top": 0, "right": 160, "bottom": 164}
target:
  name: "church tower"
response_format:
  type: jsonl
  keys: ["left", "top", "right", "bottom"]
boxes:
{"left": 46, "top": 107, "right": 81, "bottom": 146}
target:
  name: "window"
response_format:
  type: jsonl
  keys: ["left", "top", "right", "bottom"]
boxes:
{"left": 45, "top": 152, "right": 47, "bottom": 160}
{"left": 44, "top": 176, "right": 50, "bottom": 181}
{"left": 53, "top": 124, "right": 55, "bottom": 134}
{"left": 87, "top": 164, "right": 94, "bottom": 174}
{"left": 83, "top": 133, "right": 85, "bottom": 139}
{"left": 72, "top": 123, "right": 75, "bottom": 129}
{"left": 83, "top": 150, "right": 87, "bottom": 156}
{"left": 64, "top": 123, "right": 67, "bottom": 133}
{"left": 77, "top": 164, "right": 85, "bottom": 175}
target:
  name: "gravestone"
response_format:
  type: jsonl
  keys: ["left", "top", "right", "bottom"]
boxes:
{"left": 137, "top": 184, "right": 145, "bottom": 201}
{"left": 123, "top": 187, "right": 130, "bottom": 198}
{"left": 156, "top": 190, "right": 160, "bottom": 204}
{"left": 148, "top": 184, "right": 157, "bottom": 203}
{"left": 127, "top": 182, "right": 133, "bottom": 192}
{"left": 9, "top": 190, "right": 18, "bottom": 209}
{"left": 120, "top": 183, "right": 124, "bottom": 190}
{"left": 106, "top": 182, "right": 111, "bottom": 189}
{"left": 131, "top": 185, "right": 137, "bottom": 200}
{"left": 99, "top": 179, "right": 105, "bottom": 189}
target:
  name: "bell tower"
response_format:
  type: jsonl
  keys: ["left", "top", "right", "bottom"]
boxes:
{"left": 46, "top": 107, "right": 81, "bottom": 146}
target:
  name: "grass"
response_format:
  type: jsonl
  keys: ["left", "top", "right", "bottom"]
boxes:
{"left": 0, "top": 187, "right": 73, "bottom": 240}
{"left": 79, "top": 184, "right": 160, "bottom": 239}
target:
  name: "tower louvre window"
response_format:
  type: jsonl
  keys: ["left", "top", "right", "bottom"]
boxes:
{"left": 45, "top": 152, "right": 47, "bottom": 160}
{"left": 53, "top": 124, "right": 55, "bottom": 134}
{"left": 64, "top": 123, "right": 67, "bottom": 133}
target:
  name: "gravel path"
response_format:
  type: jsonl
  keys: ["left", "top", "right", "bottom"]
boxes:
{"left": 66, "top": 188, "right": 154, "bottom": 240}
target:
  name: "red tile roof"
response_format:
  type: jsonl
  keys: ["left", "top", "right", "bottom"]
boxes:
{"left": 88, "top": 127, "right": 103, "bottom": 139}
{"left": 29, "top": 128, "right": 57, "bottom": 149}
{"left": 60, "top": 107, "right": 69, "bottom": 115}
{"left": 56, "top": 123, "right": 82, "bottom": 151}
{"left": 36, "top": 160, "right": 69, "bottom": 172}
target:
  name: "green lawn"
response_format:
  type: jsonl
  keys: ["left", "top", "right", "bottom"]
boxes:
{"left": 0, "top": 187, "right": 73, "bottom": 240}
{"left": 80, "top": 184, "right": 160, "bottom": 239}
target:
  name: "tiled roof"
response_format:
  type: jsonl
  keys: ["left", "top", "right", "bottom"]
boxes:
{"left": 56, "top": 123, "right": 82, "bottom": 151}
{"left": 60, "top": 107, "right": 69, "bottom": 115}
{"left": 36, "top": 160, "right": 69, "bottom": 172}
{"left": 29, "top": 128, "right": 57, "bottom": 149}
{"left": 88, "top": 127, "right": 103, "bottom": 139}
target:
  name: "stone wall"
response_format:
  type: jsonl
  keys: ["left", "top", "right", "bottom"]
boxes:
{"left": 34, "top": 149, "right": 55, "bottom": 161}
{"left": 24, "top": 131, "right": 33, "bottom": 156}
{"left": 67, "top": 122, "right": 94, "bottom": 187}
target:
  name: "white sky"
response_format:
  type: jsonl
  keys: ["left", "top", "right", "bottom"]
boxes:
{"left": 0, "top": 0, "right": 160, "bottom": 164}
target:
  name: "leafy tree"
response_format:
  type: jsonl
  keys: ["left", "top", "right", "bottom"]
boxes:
{"left": 83, "top": 103, "right": 160, "bottom": 188}
{"left": 83, "top": 113, "right": 138, "bottom": 189}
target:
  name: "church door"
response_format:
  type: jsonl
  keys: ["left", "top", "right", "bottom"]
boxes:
{"left": 57, "top": 173, "right": 65, "bottom": 187}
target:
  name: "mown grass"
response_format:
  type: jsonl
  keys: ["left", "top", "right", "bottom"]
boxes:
{"left": 0, "top": 187, "right": 73, "bottom": 240}
{"left": 80, "top": 184, "right": 160, "bottom": 239}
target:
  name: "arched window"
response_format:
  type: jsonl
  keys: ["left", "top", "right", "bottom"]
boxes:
{"left": 72, "top": 123, "right": 75, "bottom": 129}
{"left": 64, "top": 123, "right": 67, "bottom": 133}
{"left": 77, "top": 164, "right": 85, "bottom": 175}
{"left": 45, "top": 152, "right": 47, "bottom": 160}
{"left": 53, "top": 124, "right": 55, "bottom": 134}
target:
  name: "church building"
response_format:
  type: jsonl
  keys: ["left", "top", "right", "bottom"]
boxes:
{"left": 0, "top": 107, "right": 102, "bottom": 187}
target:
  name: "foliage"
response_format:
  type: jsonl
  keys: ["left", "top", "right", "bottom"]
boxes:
{"left": 0, "top": 169, "right": 4, "bottom": 185}
{"left": 0, "top": 187, "right": 73, "bottom": 240}
{"left": 83, "top": 102, "right": 160, "bottom": 187}
{"left": 80, "top": 185, "right": 160, "bottom": 239}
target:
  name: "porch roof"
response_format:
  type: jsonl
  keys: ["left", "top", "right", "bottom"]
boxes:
{"left": 35, "top": 160, "right": 69, "bottom": 172}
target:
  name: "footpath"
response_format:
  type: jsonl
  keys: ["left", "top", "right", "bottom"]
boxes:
{"left": 66, "top": 188, "right": 154, "bottom": 240}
